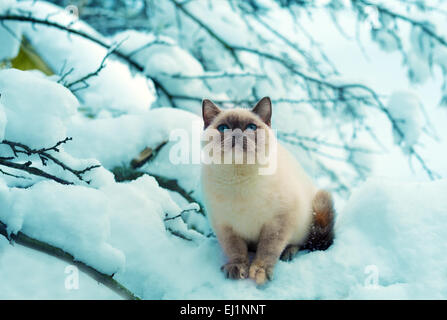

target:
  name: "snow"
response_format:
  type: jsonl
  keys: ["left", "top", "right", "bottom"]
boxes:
{"left": 0, "top": 0, "right": 22, "bottom": 61}
{"left": 387, "top": 91, "right": 423, "bottom": 149}
{"left": 0, "top": 173, "right": 206, "bottom": 298}
{"left": 0, "top": 103, "right": 7, "bottom": 141}
{"left": 371, "top": 29, "right": 399, "bottom": 53}
{"left": 0, "top": 172, "right": 205, "bottom": 278}
{"left": 0, "top": 69, "right": 78, "bottom": 148}
{"left": 64, "top": 105, "right": 204, "bottom": 201}
{"left": 65, "top": 107, "right": 201, "bottom": 168}
{"left": 0, "top": 0, "right": 16, "bottom": 13}
{"left": 15, "top": 1, "right": 157, "bottom": 116}
{"left": 141, "top": 178, "right": 447, "bottom": 299}
{"left": 3, "top": 164, "right": 447, "bottom": 299}
{"left": 0, "top": 66, "right": 208, "bottom": 289}
{"left": 112, "top": 30, "right": 230, "bottom": 112}
{"left": 338, "top": 179, "right": 447, "bottom": 299}
{"left": 109, "top": 178, "right": 447, "bottom": 299}
{"left": 0, "top": 237, "right": 121, "bottom": 299}
{"left": 407, "top": 52, "right": 431, "bottom": 84}
{"left": 0, "top": 179, "right": 125, "bottom": 275}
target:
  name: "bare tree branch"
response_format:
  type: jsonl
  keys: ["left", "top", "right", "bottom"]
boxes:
{"left": 353, "top": 0, "right": 447, "bottom": 48}
{"left": 1, "top": 138, "right": 100, "bottom": 185}
{"left": 0, "top": 158, "right": 74, "bottom": 185}
{"left": 170, "top": 0, "right": 244, "bottom": 68}
{"left": 64, "top": 39, "right": 127, "bottom": 92}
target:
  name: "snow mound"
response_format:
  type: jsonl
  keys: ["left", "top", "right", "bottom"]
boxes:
{"left": 66, "top": 107, "right": 201, "bottom": 168}
{"left": 0, "top": 69, "right": 117, "bottom": 188}
{"left": 0, "top": 179, "right": 125, "bottom": 275}
{"left": 0, "top": 173, "right": 203, "bottom": 278}
{"left": 0, "top": 69, "right": 78, "bottom": 148}
{"left": 65, "top": 107, "right": 204, "bottom": 202}
{"left": 338, "top": 178, "right": 447, "bottom": 299}
{"left": 0, "top": 237, "right": 121, "bottom": 299}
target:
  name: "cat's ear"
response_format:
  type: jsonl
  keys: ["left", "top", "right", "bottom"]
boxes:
{"left": 252, "top": 96, "right": 272, "bottom": 126}
{"left": 202, "top": 99, "right": 221, "bottom": 129}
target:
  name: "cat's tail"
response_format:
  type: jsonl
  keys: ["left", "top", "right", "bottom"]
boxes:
{"left": 302, "top": 190, "right": 335, "bottom": 251}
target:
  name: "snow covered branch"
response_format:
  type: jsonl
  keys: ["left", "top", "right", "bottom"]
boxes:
{"left": 63, "top": 44, "right": 119, "bottom": 92}
{"left": 0, "top": 13, "right": 174, "bottom": 104}
{"left": 170, "top": 0, "right": 243, "bottom": 68}
{"left": 113, "top": 166, "right": 207, "bottom": 238}
{"left": 0, "top": 220, "right": 139, "bottom": 300}
{"left": 353, "top": 0, "right": 447, "bottom": 48}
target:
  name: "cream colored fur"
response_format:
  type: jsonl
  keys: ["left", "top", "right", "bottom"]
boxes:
{"left": 202, "top": 141, "right": 317, "bottom": 247}
{"left": 200, "top": 97, "right": 329, "bottom": 285}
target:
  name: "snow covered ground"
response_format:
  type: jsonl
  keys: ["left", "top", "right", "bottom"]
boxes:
{"left": 0, "top": 0, "right": 446, "bottom": 299}
{"left": 2, "top": 176, "right": 446, "bottom": 299}
{"left": 0, "top": 237, "right": 121, "bottom": 299}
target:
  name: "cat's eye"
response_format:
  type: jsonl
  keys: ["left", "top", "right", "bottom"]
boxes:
{"left": 245, "top": 123, "right": 257, "bottom": 131}
{"left": 217, "top": 124, "right": 230, "bottom": 132}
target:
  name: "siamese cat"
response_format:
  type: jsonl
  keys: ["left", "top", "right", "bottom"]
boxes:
{"left": 201, "top": 97, "right": 335, "bottom": 285}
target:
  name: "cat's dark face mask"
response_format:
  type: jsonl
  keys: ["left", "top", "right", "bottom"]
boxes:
{"left": 202, "top": 97, "right": 272, "bottom": 164}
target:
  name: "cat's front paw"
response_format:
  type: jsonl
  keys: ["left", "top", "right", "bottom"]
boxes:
{"left": 249, "top": 261, "right": 274, "bottom": 285}
{"left": 221, "top": 261, "right": 249, "bottom": 280}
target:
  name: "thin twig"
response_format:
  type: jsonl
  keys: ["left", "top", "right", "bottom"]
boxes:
{"left": 1, "top": 138, "right": 100, "bottom": 184}
{"left": 65, "top": 39, "right": 127, "bottom": 91}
